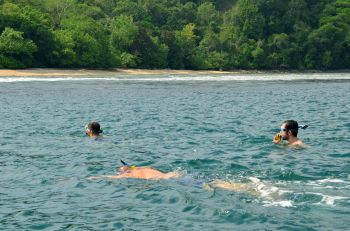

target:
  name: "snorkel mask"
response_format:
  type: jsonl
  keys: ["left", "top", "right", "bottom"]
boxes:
{"left": 85, "top": 124, "right": 90, "bottom": 135}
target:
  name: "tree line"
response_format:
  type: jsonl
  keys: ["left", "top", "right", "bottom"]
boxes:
{"left": 0, "top": 0, "right": 349, "bottom": 70}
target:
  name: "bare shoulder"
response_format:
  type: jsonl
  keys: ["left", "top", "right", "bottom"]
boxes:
{"left": 289, "top": 140, "right": 307, "bottom": 147}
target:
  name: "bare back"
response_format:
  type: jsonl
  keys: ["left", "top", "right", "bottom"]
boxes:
{"left": 89, "top": 167, "right": 180, "bottom": 180}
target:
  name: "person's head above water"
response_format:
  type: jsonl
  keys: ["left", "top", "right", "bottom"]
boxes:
{"left": 282, "top": 120, "right": 299, "bottom": 138}
{"left": 85, "top": 122, "right": 103, "bottom": 138}
{"left": 274, "top": 120, "right": 307, "bottom": 146}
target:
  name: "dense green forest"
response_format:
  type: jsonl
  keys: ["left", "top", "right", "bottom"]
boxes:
{"left": 0, "top": 0, "right": 349, "bottom": 70}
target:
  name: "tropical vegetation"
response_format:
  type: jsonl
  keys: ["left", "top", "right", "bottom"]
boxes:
{"left": 0, "top": 0, "right": 349, "bottom": 69}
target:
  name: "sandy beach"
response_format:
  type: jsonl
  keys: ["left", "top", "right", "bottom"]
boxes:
{"left": 0, "top": 68, "right": 243, "bottom": 77}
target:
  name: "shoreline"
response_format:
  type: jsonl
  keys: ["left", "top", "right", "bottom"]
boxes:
{"left": 0, "top": 68, "right": 246, "bottom": 77}
{"left": 1, "top": 68, "right": 348, "bottom": 77}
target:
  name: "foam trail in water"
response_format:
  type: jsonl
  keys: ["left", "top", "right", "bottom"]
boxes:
{"left": 320, "top": 195, "right": 348, "bottom": 205}
{"left": 308, "top": 192, "right": 349, "bottom": 206}
{"left": 245, "top": 177, "right": 350, "bottom": 207}
{"left": 275, "top": 178, "right": 350, "bottom": 206}
{"left": 247, "top": 177, "right": 294, "bottom": 207}
{"left": 316, "top": 178, "right": 346, "bottom": 183}
{"left": 263, "top": 200, "right": 294, "bottom": 207}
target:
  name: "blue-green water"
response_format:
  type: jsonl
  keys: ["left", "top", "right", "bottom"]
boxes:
{"left": 1, "top": 73, "right": 350, "bottom": 230}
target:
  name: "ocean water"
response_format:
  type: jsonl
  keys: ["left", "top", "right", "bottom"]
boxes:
{"left": 1, "top": 73, "right": 350, "bottom": 230}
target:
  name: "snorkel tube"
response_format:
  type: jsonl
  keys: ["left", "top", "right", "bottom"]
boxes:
{"left": 120, "top": 160, "right": 137, "bottom": 170}
{"left": 299, "top": 125, "right": 308, "bottom": 129}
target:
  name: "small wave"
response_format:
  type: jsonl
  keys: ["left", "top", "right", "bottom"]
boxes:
{"left": 304, "top": 178, "right": 350, "bottom": 190}
{"left": 1, "top": 73, "right": 350, "bottom": 83}
{"left": 316, "top": 178, "right": 346, "bottom": 183}
{"left": 309, "top": 192, "right": 349, "bottom": 206}
{"left": 245, "top": 177, "right": 294, "bottom": 207}
{"left": 320, "top": 195, "right": 348, "bottom": 206}
{"left": 263, "top": 200, "right": 294, "bottom": 207}
{"left": 251, "top": 179, "right": 284, "bottom": 198}
{"left": 247, "top": 177, "right": 350, "bottom": 207}
{"left": 275, "top": 178, "right": 350, "bottom": 206}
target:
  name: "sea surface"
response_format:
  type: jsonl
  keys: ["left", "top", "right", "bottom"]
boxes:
{"left": 1, "top": 73, "right": 350, "bottom": 230}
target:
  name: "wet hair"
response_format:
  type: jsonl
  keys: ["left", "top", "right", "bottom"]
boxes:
{"left": 88, "top": 122, "right": 103, "bottom": 135}
{"left": 283, "top": 120, "right": 299, "bottom": 137}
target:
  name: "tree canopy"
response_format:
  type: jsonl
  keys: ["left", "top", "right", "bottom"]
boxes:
{"left": 0, "top": 0, "right": 349, "bottom": 69}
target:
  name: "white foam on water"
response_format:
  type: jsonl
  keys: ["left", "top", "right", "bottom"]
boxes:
{"left": 262, "top": 200, "right": 294, "bottom": 208}
{"left": 321, "top": 196, "right": 336, "bottom": 206}
{"left": 250, "top": 178, "right": 283, "bottom": 197}
{"left": 277, "top": 189, "right": 293, "bottom": 195}
{"left": 316, "top": 185, "right": 336, "bottom": 189}
{"left": 246, "top": 176, "right": 350, "bottom": 207}
{"left": 248, "top": 177, "right": 260, "bottom": 183}
{"left": 317, "top": 178, "right": 346, "bottom": 183}
{"left": 1, "top": 73, "right": 350, "bottom": 82}
{"left": 246, "top": 177, "right": 294, "bottom": 207}
{"left": 310, "top": 192, "right": 348, "bottom": 206}
{"left": 301, "top": 178, "right": 350, "bottom": 188}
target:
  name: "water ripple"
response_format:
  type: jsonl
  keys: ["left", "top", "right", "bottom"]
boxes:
{"left": 1, "top": 75, "right": 350, "bottom": 230}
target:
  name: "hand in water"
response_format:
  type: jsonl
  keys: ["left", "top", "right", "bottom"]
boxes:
{"left": 273, "top": 133, "right": 282, "bottom": 144}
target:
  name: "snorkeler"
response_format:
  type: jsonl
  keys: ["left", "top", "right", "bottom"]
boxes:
{"left": 88, "top": 161, "right": 267, "bottom": 196}
{"left": 88, "top": 160, "right": 180, "bottom": 180}
{"left": 273, "top": 120, "right": 307, "bottom": 146}
{"left": 89, "top": 161, "right": 292, "bottom": 206}
{"left": 85, "top": 122, "right": 103, "bottom": 138}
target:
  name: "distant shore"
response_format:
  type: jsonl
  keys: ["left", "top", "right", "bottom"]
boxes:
{"left": 0, "top": 68, "right": 348, "bottom": 77}
{"left": 0, "top": 68, "right": 248, "bottom": 77}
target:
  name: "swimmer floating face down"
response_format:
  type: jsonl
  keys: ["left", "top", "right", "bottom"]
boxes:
{"left": 89, "top": 160, "right": 180, "bottom": 180}
{"left": 88, "top": 163, "right": 288, "bottom": 204}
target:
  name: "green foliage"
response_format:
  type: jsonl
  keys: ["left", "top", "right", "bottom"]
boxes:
{"left": 196, "top": 2, "right": 220, "bottom": 31}
{"left": 0, "top": 27, "right": 37, "bottom": 68}
{"left": 0, "top": 0, "right": 349, "bottom": 69}
{"left": 305, "top": 0, "right": 350, "bottom": 69}
{"left": 161, "top": 30, "right": 184, "bottom": 69}
{"left": 112, "top": 0, "right": 147, "bottom": 21}
{"left": 48, "top": 17, "right": 113, "bottom": 68}
{"left": 131, "top": 27, "right": 169, "bottom": 68}
{"left": 232, "top": 0, "right": 265, "bottom": 40}
{"left": 110, "top": 15, "right": 138, "bottom": 50}
{"left": 284, "top": 0, "right": 308, "bottom": 32}
{"left": 48, "top": 29, "right": 76, "bottom": 67}
{"left": 165, "top": 2, "right": 196, "bottom": 30}
{"left": 108, "top": 15, "right": 139, "bottom": 67}
{"left": 40, "top": 0, "right": 75, "bottom": 27}
{"left": 267, "top": 33, "right": 291, "bottom": 68}
{"left": 195, "top": 29, "right": 229, "bottom": 69}
{"left": 120, "top": 52, "right": 137, "bottom": 67}
{"left": 0, "top": 2, "right": 55, "bottom": 66}
{"left": 174, "top": 23, "right": 198, "bottom": 68}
